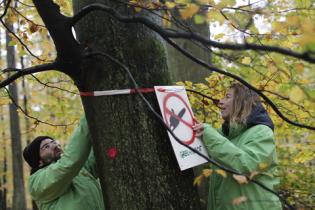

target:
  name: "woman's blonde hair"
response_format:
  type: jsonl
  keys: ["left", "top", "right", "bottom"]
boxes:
{"left": 229, "top": 83, "right": 260, "bottom": 124}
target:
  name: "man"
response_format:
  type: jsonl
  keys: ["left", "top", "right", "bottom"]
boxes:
{"left": 23, "top": 117, "right": 105, "bottom": 210}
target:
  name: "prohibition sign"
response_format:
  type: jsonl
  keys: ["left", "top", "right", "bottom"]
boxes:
{"left": 163, "top": 93, "right": 196, "bottom": 145}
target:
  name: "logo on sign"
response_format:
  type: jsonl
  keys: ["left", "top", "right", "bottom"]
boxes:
{"left": 163, "top": 93, "right": 196, "bottom": 145}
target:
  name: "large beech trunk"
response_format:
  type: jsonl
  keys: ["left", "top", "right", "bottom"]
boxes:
{"left": 72, "top": 1, "right": 201, "bottom": 209}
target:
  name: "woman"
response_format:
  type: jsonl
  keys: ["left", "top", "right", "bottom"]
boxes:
{"left": 193, "top": 83, "right": 282, "bottom": 210}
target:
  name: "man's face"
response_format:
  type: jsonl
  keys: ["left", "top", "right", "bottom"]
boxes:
{"left": 39, "top": 138, "right": 63, "bottom": 166}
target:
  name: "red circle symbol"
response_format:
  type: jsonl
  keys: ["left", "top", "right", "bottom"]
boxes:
{"left": 163, "top": 93, "right": 196, "bottom": 145}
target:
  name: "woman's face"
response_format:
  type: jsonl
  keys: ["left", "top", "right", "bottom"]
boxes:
{"left": 219, "top": 88, "right": 235, "bottom": 121}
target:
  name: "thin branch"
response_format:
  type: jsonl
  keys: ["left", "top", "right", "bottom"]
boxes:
{"left": 71, "top": 3, "right": 315, "bottom": 64}
{"left": 0, "top": 62, "right": 59, "bottom": 87}
{"left": 15, "top": 0, "right": 35, "bottom": 8}
{"left": 4, "top": 87, "right": 75, "bottom": 127}
{"left": 71, "top": 4, "right": 315, "bottom": 130}
{"left": 164, "top": 37, "right": 315, "bottom": 130}
{"left": 0, "top": 0, "right": 11, "bottom": 19}
{"left": 30, "top": 74, "right": 79, "bottom": 95}
{"left": 11, "top": 7, "right": 46, "bottom": 28}
{"left": 85, "top": 51, "right": 295, "bottom": 209}
{"left": 0, "top": 20, "right": 45, "bottom": 61}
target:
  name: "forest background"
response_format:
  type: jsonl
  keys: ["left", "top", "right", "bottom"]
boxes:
{"left": 0, "top": 0, "right": 314, "bottom": 209}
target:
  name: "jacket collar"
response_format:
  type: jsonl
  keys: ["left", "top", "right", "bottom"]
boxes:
{"left": 222, "top": 103, "right": 274, "bottom": 138}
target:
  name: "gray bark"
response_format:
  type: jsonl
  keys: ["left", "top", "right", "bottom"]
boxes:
{"left": 0, "top": 108, "right": 7, "bottom": 210}
{"left": 6, "top": 26, "right": 27, "bottom": 210}
{"left": 73, "top": 1, "right": 201, "bottom": 209}
{"left": 166, "top": 10, "right": 211, "bottom": 209}
{"left": 167, "top": 14, "right": 211, "bottom": 83}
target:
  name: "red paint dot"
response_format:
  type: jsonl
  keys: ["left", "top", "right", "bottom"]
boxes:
{"left": 107, "top": 147, "right": 118, "bottom": 159}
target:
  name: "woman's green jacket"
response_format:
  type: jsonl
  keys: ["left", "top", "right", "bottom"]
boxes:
{"left": 204, "top": 123, "right": 282, "bottom": 210}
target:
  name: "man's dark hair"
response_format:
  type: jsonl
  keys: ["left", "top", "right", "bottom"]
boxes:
{"left": 23, "top": 136, "right": 53, "bottom": 173}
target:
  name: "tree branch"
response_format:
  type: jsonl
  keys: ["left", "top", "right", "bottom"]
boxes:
{"left": 0, "top": 0, "right": 11, "bottom": 19}
{"left": 4, "top": 87, "right": 75, "bottom": 127}
{"left": 30, "top": 74, "right": 78, "bottom": 95}
{"left": 71, "top": 3, "right": 315, "bottom": 63}
{"left": 77, "top": 4, "right": 315, "bottom": 130}
{"left": 0, "top": 20, "right": 46, "bottom": 61}
{"left": 0, "top": 62, "right": 59, "bottom": 88}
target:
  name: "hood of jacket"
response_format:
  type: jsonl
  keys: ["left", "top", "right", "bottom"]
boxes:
{"left": 222, "top": 103, "right": 274, "bottom": 137}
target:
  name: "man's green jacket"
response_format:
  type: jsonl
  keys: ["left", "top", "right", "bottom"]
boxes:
{"left": 203, "top": 105, "right": 282, "bottom": 210}
{"left": 28, "top": 117, "right": 105, "bottom": 210}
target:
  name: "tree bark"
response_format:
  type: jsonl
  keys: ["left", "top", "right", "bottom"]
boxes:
{"left": 166, "top": 8, "right": 211, "bottom": 209}
{"left": 6, "top": 26, "right": 27, "bottom": 210}
{"left": 72, "top": 0, "right": 201, "bottom": 209}
{"left": 0, "top": 108, "right": 7, "bottom": 210}
{"left": 167, "top": 12, "right": 211, "bottom": 82}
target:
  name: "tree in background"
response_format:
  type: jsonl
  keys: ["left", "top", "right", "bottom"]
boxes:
{"left": 5, "top": 2, "right": 26, "bottom": 207}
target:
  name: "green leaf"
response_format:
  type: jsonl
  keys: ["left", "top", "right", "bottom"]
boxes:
{"left": 8, "top": 40, "right": 17, "bottom": 46}
{"left": 194, "top": 14, "right": 205, "bottom": 24}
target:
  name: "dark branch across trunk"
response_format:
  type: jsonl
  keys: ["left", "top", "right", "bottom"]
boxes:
{"left": 71, "top": 0, "right": 201, "bottom": 209}
{"left": 166, "top": 10, "right": 211, "bottom": 83}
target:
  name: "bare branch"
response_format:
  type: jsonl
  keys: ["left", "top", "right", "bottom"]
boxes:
{"left": 165, "top": 37, "right": 315, "bottom": 130}
{"left": 72, "top": 4, "right": 315, "bottom": 130}
{"left": 15, "top": 0, "right": 35, "bottom": 8}
{"left": 71, "top": 3, "right": 315, "bottom": 63}
{"left": 0, "top": 20, "right": 46, "bottom": 61}
{"left": 11, "top": 7, "right": 46, "bottom": 28}
{"left": 0, "top": 62, "right": 59, "bottom": 88}
{"left": 0, "top": 0, "right": 11, "bottom": 19}
{"left": 4, "top": 87, "right": 75, "bottom": 127}
{"left": 30, "top": 74, "right": 79, "bottom": 95}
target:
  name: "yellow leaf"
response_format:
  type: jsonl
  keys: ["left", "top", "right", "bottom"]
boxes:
{"left": 196, "top": 0, "right": 213, "bottom": 4}
{"left": 214, "top": 33, "right": 225, "bottom": 40}
{"left": 295, "top": 63, "right": 304, "bottom": 74}
{"left": 232, "top": 174, "right": 248, "bottom": 185}
{"left": 241, "top": 57, "right": 251, "bottom": 65}
{"left": 289, "top": 86, "right": 305, "bottom": 103}
{"left": 215, "top": 169, "right": 227, "bottom": 178}
{"left": 206, "top": 9, "right": 225, "bottom": 24}
{"left": 202, "top": 169, "right": 213, "bottom": 178}
{"left": 258, "top": 162, "right": 269, "bottom": 171}
{"left": 232, "top": 196, "right": 247, "bottom": 205}
{"left": 286, "top": 16, "right": 300, "bottom": 26}
{"left": 249, "top": 171, "right": 260, "bottom": 180}
{"left": 0, "top": 97, "right": 10, "bottom": 105}
{"left": 179, "top": 4, "right": 199, "bottom": 20}
{"left": 162, "top": 13, "right": 171, "bottom": 27}
{"left": 165, "top": 2, "right": 176, "bottom": 9}
{"left": 135, "top": 6, "right": 142, "bottom": 12}
{"left": 193, "top": 174, "right": 204, "bottom": 186}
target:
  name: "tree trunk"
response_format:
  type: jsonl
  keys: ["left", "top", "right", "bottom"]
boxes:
{"left": 6, "top": 27, "right": 27, "bottom": 210}
{"left": 0, "top": 108, "right": 7, "bottom": 210}
{"left": 167, "top": 12, "right": 211, "bottom": 83}
{"left": 21, "top": 57, "right": 39, "bottom": 210}
{"left": 72, "top": 1, "right": 201, "bottom": 209}
{"left": 166, "top": 9, "right": 211, "bottom": 209}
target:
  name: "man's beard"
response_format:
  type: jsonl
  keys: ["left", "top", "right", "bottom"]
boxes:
{"left": 41, "top": 154, "right": 61, "bottom": 165}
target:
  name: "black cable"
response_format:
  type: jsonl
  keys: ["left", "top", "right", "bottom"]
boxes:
{"left": 86, "top": 51, "right": 295, "bottom": 210}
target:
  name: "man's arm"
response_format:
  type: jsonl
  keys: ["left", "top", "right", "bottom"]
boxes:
{"left": 29, "top": 116, "right": 92, "bottom": 202}
{"left": 83, "top": 149, "right": 98, "bottom": 178}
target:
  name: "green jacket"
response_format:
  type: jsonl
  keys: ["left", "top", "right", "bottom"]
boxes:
{"left": 28, "top": 117, "right": 105, "bottom": 210}
{"left": 203, "top": 122, "right": 282, "bottom": 210}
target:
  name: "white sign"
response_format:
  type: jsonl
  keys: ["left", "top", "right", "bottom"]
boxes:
{"left": 155, "top": 86, "right": 209, "bottom": 170}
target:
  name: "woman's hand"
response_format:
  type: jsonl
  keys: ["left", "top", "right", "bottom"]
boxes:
{"left": 192, "top": 119, "right": 204, "bottom": 137}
